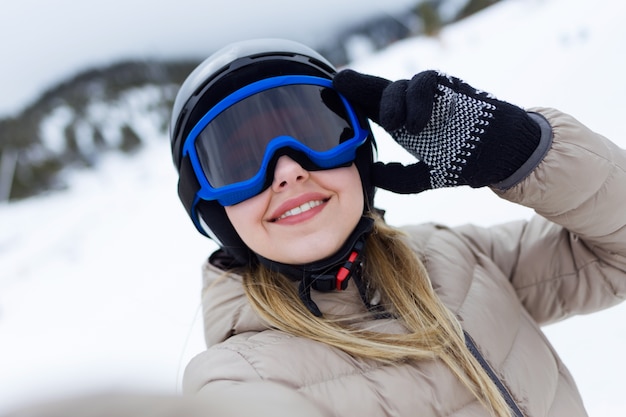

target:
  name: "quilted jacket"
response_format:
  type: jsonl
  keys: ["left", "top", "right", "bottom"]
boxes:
{"left": 183, "top": 107, "right": 626, "bottom": 417}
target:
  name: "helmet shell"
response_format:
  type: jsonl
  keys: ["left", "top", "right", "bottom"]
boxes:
{"left": 171, "top": 38, "right": 336, "bottom": 170}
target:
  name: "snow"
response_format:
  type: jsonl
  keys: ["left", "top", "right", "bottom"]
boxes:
{"left": 2, "top": 0, "right": 626, "bottom": 415}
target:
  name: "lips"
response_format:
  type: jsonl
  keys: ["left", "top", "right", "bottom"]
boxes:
{"left": 269, "top": 193, "right": 330, "bottom": 223}
{"left": 276, "top": 200, "right": 324, "bottom": 220}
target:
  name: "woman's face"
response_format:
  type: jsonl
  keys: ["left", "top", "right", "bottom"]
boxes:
{"left": 224, "top": 156, "right": 364, "bottom": 265}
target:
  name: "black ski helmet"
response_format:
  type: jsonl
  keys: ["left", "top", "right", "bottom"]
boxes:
{"left": 170, "top": 39, "right": 376, "bottom": 265}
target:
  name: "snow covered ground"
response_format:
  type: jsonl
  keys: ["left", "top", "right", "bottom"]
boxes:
{"left": 2, "top": 0, "right": 626, "bottom": 415}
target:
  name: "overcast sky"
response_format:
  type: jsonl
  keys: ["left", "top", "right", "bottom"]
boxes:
{"left": 0, "top": 0, "right": 418, "bottom": 117}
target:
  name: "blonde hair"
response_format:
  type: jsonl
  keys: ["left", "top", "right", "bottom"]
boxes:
{"left": 241, "top": 215, "right": 512, "bottom": 417}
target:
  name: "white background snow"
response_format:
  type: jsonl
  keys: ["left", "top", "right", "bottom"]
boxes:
{"left": 1, "top": 0, "right": 626, "bottom": 415}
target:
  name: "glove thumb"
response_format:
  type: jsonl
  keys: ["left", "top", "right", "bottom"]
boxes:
{"left": 371, "top": 161, "right": 432, "bottom": 194}
{"left": 333, "top": 69, "right": 391, "bottom": 125}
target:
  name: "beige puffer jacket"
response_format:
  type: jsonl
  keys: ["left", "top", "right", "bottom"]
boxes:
{"left": 183, "top": 107, "right": 626, "bottom": 417}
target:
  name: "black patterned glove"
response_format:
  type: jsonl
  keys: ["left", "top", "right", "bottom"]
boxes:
{"left": 334, "top": 69, "right": 542, "bottom": 190}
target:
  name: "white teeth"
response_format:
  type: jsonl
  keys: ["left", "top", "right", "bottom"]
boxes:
{"left": 278, "top": 200, "right": 324, "bottom": 220}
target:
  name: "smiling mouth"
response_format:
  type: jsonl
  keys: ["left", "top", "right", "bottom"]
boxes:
{"left": 272, "top": 198, "right": 329, "bottom": 222}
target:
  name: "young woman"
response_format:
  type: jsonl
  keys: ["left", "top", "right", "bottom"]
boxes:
{"left": 169, "top": 38, "right": 626, "bottom": 417}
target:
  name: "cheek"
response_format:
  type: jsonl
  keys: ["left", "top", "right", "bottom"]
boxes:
{"left": 224, "top": 193, "right": 268, "bottom": 243}
{"left": 318, "top": 165, "right": 364, "bottom": 214}
{"left": 345, "top": 174, "right": 365, "bottom": 224}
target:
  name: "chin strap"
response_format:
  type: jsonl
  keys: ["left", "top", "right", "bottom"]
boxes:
{"left": 257, "top": 216, "right": 376, "bottom": 317}
{"left": 295, "top": 236, "right": 390, "bottom": 318}
{"left": 296, "top": 237, "right": 366, "bottom": 317}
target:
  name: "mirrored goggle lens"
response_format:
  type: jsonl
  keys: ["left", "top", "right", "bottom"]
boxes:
{"left": 193, "top": 83, "right": 358, "bottom": 189}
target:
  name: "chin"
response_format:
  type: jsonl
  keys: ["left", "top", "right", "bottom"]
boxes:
{"left": 287, "top": 238, "right": 346, "bottom": 265}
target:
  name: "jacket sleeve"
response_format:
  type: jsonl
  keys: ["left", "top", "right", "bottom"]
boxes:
{"left": 182, "top": 334, "right": 328, "bottom": 417}
{"left": 0, "top": 385, "right": 327, "bottom": 417}
{"left": 462, "top": 107, "right": 626, "bottom": 325}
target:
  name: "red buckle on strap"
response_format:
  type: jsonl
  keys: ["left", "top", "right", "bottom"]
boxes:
{"left": 335, "top": 250, "right": 359, "bottom": 290}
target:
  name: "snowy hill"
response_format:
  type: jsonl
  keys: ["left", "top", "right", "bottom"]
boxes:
{"left": 1, "top": 0, "right": 626, "bottom": 415}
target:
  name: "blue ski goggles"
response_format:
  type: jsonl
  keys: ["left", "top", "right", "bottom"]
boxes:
{"left": 181, "top": 75, "right": 371, "bottom": 207}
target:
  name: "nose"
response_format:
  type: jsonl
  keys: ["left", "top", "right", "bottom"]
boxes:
{"left": 271, "top": 155, "right": 310, "bottom": 191}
